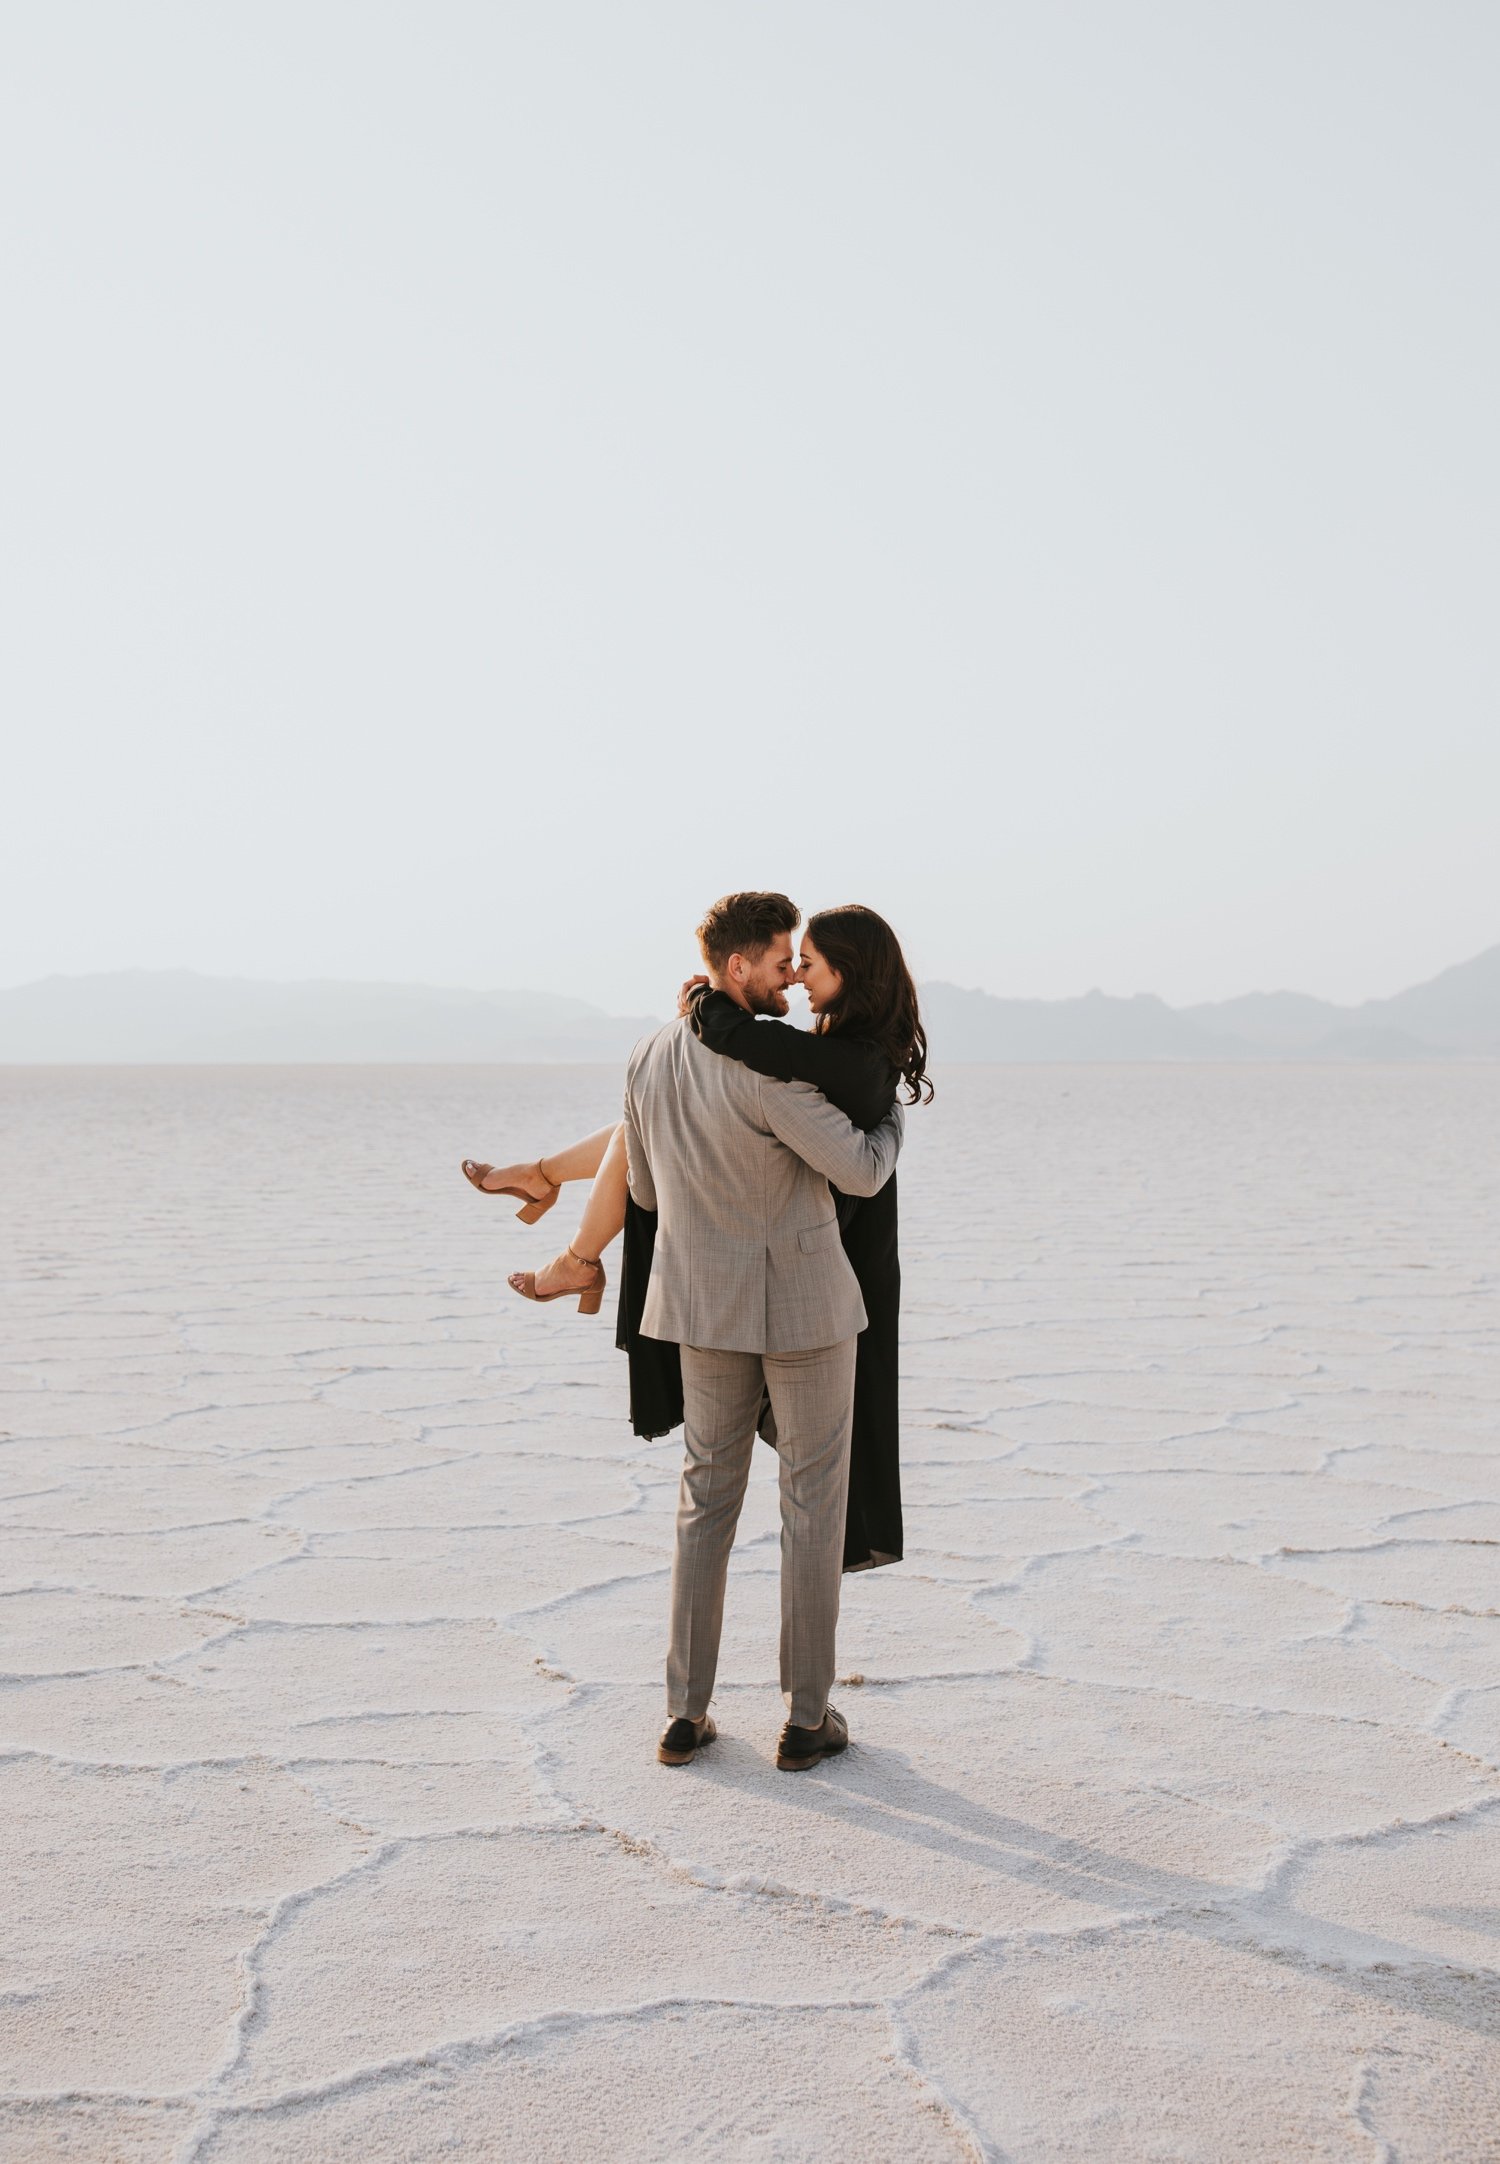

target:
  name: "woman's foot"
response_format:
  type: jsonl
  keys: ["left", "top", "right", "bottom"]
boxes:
{"left": 509, "top": 1246, "right": 598, "bottom": 1300}
{"left": 463, "top": 1158, "right": 552, "bottom": 1200}
{"left": 507, "top": 1245, "right": 607, "bottom": 1316}
{"left": 460, "top": 1159, "right": 561, "bottom": 1222}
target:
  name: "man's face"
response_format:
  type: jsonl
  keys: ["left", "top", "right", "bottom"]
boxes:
{"left": 735, "top": 933, "right": 797, "bottom": 1016}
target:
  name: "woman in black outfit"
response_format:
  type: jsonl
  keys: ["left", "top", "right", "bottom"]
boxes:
{"left": 459, "top": 904, "right": 932, "bottom": 1574}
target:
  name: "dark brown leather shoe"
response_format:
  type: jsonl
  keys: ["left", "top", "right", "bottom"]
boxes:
{"left": 775, "top": 1704, "right": 848, "bottom": 1771}
{"left": 657, "top": 1713, "right": 716, "bottom": 1766}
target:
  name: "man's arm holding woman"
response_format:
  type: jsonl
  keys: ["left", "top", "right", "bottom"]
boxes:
{"left": 758, "top": 1081, "right": 903, "bottom": 1199}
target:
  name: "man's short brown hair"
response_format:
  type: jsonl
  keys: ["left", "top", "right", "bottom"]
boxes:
{"left": 696, "top": 891, "right": 800, "bottom": 973}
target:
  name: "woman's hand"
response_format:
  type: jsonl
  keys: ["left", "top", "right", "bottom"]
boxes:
{"left": 677, "top": 974, "right": 710, "bottom": 1017}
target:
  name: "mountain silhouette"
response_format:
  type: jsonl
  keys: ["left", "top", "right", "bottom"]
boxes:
{"left": 0, "top": 946, "right": 1495, "bottom": 1062}
{"left": 0, "top": 971, "right": 657, "bottom": 1064}
{"left": 926, "top": 943, "right": 1497, "bottom": 1060}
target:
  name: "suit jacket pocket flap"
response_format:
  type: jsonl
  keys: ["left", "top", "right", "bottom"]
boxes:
{"left": 797, "top": 1217, "right": 840, "bottom": 1256}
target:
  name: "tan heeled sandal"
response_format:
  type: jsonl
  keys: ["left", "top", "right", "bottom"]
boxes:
{"left": 460, "top": 1158, "right": 561, "bottom": 1223}
{"left": 508, "top": 1245, "right": 606, "bottom": 1316}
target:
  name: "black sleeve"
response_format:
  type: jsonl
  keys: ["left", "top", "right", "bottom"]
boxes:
{"left": 693, "top": 989, "right": 833, "bottom": 1086}
{"left": 692, "top": 989, "right": 895, "bottom": 1129}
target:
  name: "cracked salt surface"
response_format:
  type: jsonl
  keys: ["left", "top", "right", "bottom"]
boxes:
{"left": 1, "top": 1062, "right": 1497, "bottom": 2161}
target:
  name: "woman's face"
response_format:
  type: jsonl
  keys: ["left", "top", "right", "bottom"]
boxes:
{"left": 796, "top": 933, "right": 844, "bottom": 1016}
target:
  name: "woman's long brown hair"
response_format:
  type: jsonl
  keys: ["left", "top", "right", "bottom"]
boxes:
{"left": 807, "top": 905, "right": 934, "bottom": 1105}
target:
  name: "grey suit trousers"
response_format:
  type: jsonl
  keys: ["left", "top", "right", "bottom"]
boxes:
{"left": 667, "top": 1336, "right": 857, "bottom": 1732}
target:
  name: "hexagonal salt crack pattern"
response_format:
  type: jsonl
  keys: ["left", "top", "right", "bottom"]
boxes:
{"left": 5, "top": 1061, "right": 1498, "bottom": 2160}
{"left": 195, "top": 2005, "right": 972, "bottom": 2163}
{"left": 0, "top": 1755, "right": 367, "bottom": 2092}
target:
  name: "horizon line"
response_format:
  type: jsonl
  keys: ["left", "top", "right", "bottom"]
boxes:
{"left": 1, "top": 941, "right": 1495, "bottom": 1015}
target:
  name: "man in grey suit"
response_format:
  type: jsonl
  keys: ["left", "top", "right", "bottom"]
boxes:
{"left": 622, "top": 892, "right": 904, "bottom": 1772}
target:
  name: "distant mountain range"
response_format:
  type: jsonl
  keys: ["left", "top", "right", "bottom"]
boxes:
{"left": 0, "top": 972, "right": 658, "bottom": 1064}
{"left": 1, "top": 946, "right": 1496, "bottom": 1062}
{"left": 923, "top": 943, "right": 1500, "bottom": 1060}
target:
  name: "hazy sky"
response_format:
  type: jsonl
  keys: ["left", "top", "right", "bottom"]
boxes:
{"left": 4, "top": 4, "right": 1496, "bottom": 1015}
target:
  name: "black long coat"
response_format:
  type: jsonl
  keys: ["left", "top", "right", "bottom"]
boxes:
{"left": 615, "top": 992, "right": 902, "bottom": 1573}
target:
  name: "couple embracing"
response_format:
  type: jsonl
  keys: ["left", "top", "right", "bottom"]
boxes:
{"left": 462, "top": 892, "right": 931, "bottom": 1773}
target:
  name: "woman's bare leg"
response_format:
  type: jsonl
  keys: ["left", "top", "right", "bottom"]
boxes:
{"left": 510, "top": 1123, "right": 630, "bottom": 1300}
{"left": 572, "top": 1122, "right": 629, "bottom": 1259}
{"left": 465, "top": 1124, "right": 615, "bottom": 1199}
{"left": 537, "top": 1125, "right": 617, "bottom": 1186}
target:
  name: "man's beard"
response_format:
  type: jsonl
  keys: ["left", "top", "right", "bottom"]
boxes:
{"left": 743, "top": 981, "right": 790, "bottom": 1018}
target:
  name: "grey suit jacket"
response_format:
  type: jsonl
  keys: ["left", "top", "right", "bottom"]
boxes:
{"left": 622, "top": 1015, "right": 904, "bottom": 1356}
